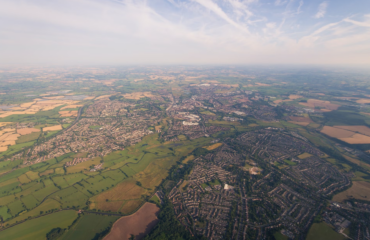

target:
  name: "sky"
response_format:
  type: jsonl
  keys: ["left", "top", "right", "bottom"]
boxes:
{"left": 1, "top": 0, "right": 370, "bottom": 66}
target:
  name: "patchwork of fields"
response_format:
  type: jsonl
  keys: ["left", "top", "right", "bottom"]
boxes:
{"left": 0, "top": 132, "right": 211, "bottom": 231}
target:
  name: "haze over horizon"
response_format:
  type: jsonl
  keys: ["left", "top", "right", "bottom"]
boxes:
{"left": 1, "top": 0, "right": 370, "bottom": 66}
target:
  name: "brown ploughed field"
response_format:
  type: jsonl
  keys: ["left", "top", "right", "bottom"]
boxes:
{"left": 104, "top": 202, "right": 160, "bottom": 240}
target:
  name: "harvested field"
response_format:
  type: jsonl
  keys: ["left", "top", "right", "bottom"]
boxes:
{"left": 274, "top": 99, "right": 291, "bottom": 104}
{"left": 340, "top": 134, "right": 370, "bottom": 144}
{"left": 289, "top": 116, "right": 313, "bottom": 123}
{"left": 289, "top": 95, "right": 303, "bottom": 99}
{"left": 333, "top": 181, "right": 370, "bottom": 202}
{"left": 204, "top": 143, "right": 223, "bottom": 150}
{"left": 298, "top": 153, "right": 312, "bottom": 159}
{"left": 0, "top": 122, "right": 11, "bottom": 127}
{"left": 0, "top": 140, "right": 16, "bottom": 147}
{"left": 59, "top": 110, "right": 78, "bottom": 117}
{"left": 321, "top": 126, "right": 355, "bottom": 138}
{"left": 104, "top": 202, "right": 160, "bottom": 240}
{"left": 0, "top": 147, "right": 8, "bottom": 152}
{"left": 122, "top": 92, "right": 155, "bottom": 100}
{"left": 289, "top": 116, "right": 312, "bottom": 126}
{"left": 356, "top": 98, "right": 370, "bottom": 104}
{"left": 60, "top": 104, "right": 83, "bottom": 110}
{"left": 183, "top": 155, "right": 195, "bottom": 164}
{"left": 335, "top": 125, "right": 370, "bottom": 136}
{"left": 299, "top": 99, "right": 339, "bottom": 111}
{"left": 43, "top": 125, "right": 63, "bottom": 131}
{"left": 255, "top": 82, "right": 270, "bottom": 86}
{"left": 17, "top": 128, "right": 40, "bottom": 135}
{"left": 0, "top": 129, "right": 20, "bottom": 151}
{"left": 0, "top": 99, "right": 80, "bottom": 118}
{"left": 91, "top": 181, "right": 146, "bottom": 203}
{"left": 289, "top": 121, "right": 310, "bottom": 126}
{"left": 96, "top": 95, "right": 112, "bottom": 100}
{"left": 321, "top": 126, "right": 370, "bottom": 144}
{"left": 95, "top": 201, "right": 124, "bottom": 212}
{"left": 120, "top": 200, "right": 143, "bottom": 214}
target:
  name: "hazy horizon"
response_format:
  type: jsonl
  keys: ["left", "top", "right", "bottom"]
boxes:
{"left": 1, "top": 0, "right": 370, "bottom": 66}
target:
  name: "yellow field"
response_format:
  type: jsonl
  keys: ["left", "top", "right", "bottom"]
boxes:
{"left": 17, "top": 128, "right": 40, "bottom": 135}
{"left": 122, "top": 92, "right": 155, "bottom": 100}
{"left": 299, "top": 99, "right": 339, "bottom": 111}
{"left": 289, "top": 95, "right": 303, "bottom": 99}
{"left": 321, "top": 126, "right": 370, "bottom": 144}
{"left": 340, "top": 134, "right": 370, "bottom": 144}
{"left": 204, "top": 143, "right": 223, "bottom": 150}
{"left": 0, "top": 129, "right": 21, "bottom": 151}
{"left": 0, "top": 122, "right": 11, "bottom": 127}
{"left": 356, "top": 99, "right": 370, "bottom": 104}
{"left": 94, "top": 201, "right": 124, "bottom": 212}
{"left": 91, "top": 181, "right": 147, "bottom": 203}
{"left": 321, "top": 126, "right": 355, "bottom": 138}
{"left": 335, "top": 125, "right": 370, "bottom": 137}
{"left": 0, "top": 99, "right": 81, "bottom": 119}
{"left": 298, "top": 153, "right": 312, "bottom": 159}
{"left": 289, "top": 121, "right": 310, "bottom": 126}
{"left": 333, "top": 181, "right": 370, "bottom": 202}
{"left": 43, "top": 125, "right": 62, "bottom": 131}
{"left": 60, "top": 104, "right": 83, "bottom": 110}
{"left": 183, "top": 155, "right": 195, "bottom": 164}
{"left": 59, "top": 110, "right": 78, "bottom": 117}
{"left": 95, "top": 95, "right": 112, "bottom": 100}
{"left": 120, "top": 200, "right": 143, "bottom": 214}
{"left": 66, "top": 157, "right": 101, "bottom": 174}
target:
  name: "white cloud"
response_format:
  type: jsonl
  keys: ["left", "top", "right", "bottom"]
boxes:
{"left": 297, "top": 0, "right": 303, "bottom": 14}
{"left": 0, "top": 0, "right": 369, "bottom": 66}
{"left": 314, "top": 2, "right": 328, "bottom": 19}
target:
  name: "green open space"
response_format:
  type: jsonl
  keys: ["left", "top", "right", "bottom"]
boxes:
{"left": 0, "top": 210, "right": 77, "bottom": 240}
{"left": 306, "top": 222, "right": 346, "bottom": 240}
{"left": 60, "top": 213, "right": 119, "bottom": 240}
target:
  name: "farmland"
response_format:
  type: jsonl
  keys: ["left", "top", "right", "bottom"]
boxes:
{"left": 0, "top": 210, "right": 78, "bottom": 240}
{"left": 321, "top": 126, "right": 370, "bottom": 144}
{"left": 332, "top": 181, "right": 370, "bottom": 202}
{"left": 104, "top": 202, "right": 160, "bottom": 240}
{"left": 60, "top": 213, "right": 119, "bottom": 240}
{"left": 1, "top": 67, "right": 370, "bottom": 240}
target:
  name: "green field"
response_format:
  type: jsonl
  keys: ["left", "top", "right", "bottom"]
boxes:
{"left": 273, "top": 232, "right": 288, "bottom": 240}
{"left": 306, "top": 222, "right": 346, "bottom": 240}
{"left": 284, "top": 159, "right": 297, "bottom": 166}
{"left": 150, "top": 195, "right": 161, "bottom": 205}
{"left": 59, "top": 213, "right": 119, "bottom": 240}
{"left": 0, "top": 210, "right": 78, "bottom": 240}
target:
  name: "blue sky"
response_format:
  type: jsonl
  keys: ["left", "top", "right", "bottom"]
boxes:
{"left": 1, "top": 0, "right": 370, "bottom": 66}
